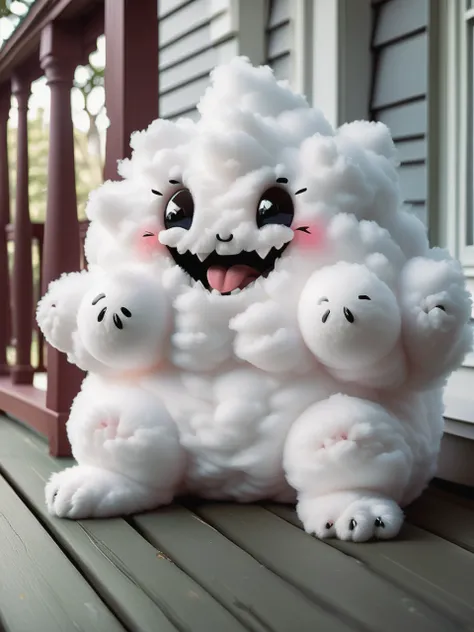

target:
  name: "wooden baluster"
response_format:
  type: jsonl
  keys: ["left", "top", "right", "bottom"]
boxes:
{"left": 35, "top": 223, "right": 45, "bottom": 372}
{"left": 40, "top": 23, "right": 83, "bottom": 456}
{"left": 0, "top": 84, "right": 11, "bottom": 376}
{"left": 11, "top": 72, "right": 34, "bottom": 385}
{"left": 104, "top": 0, "right": 158, "bottom": 180}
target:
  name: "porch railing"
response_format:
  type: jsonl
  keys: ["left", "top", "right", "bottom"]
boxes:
{"left": 0, "top": 0, "right": 159, "bottom": 456}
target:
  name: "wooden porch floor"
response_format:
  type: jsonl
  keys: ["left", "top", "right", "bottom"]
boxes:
{"left": 0, "top": 415, "right": 473, "bottom": 632}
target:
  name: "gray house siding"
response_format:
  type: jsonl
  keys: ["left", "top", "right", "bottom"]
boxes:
{"left": 158, "top": 0, "right": 237, "bottom": 120}
{"left": 370, "top": 0, "right": 429, "bottom": 223}
{"left": 266, "top": 0, "right": 292, "bottom": 81}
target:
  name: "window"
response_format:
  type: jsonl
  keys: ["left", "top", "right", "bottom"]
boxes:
{"left": 435, "top": 1, "right": 474, "bottom": 419}
{"left": 459, "top": 1, "right": 474, "bottom": 264}
{"left": 437, "top": 1, "right": 474, "bottom": 272}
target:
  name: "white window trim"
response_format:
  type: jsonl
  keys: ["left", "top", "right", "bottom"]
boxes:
{"left": 433, "top": 1, "right": 474, "bottom": 273}
{"left": 290, "top": 0, "right": 372, "bottom": 126}
{"left": 430, "top": 0, "right": 474, "bottom": 428}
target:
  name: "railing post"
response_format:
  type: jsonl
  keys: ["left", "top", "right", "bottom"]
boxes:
{"left": 0, "top": 84, "right": 10, "bottom": 376}
{"left": 11, "top": 71, "right": 34, "bottom": 385}
{"left": 40, "top": 23, "right": 83, "bottom": 456}
{"left": 104, "top": 0, "right": 158, "bottom": 180}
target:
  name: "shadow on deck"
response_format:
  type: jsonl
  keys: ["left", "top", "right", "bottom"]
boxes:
{"left": 0, "top": 414, "right": 473, "bottom": 632}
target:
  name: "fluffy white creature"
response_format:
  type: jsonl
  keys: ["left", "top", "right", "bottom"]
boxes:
{"left": 37, "top": 57, "right": 472, "bottom": 541}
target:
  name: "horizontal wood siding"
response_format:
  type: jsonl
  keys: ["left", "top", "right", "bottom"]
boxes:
{"left": 158, "top": 0, "right": 238, "bottom": 120}
{"left": 370, "top": 0, "right": 429, "bottom": 224}
{"left": 266, "top": 0, "right": 292, "bottom": 81}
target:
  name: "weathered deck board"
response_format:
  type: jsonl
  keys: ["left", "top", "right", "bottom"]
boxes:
{"left": 1, "top": 414, "right": 474, "bottom": 632}
{"left": 268, "top": 504, "right": 474, "bottom": 631}
{"left": 132, "top": 507, "right": 352, "bottom": 632}
{"left": 0, "top": 420, "right": 246, "bottom": 632}
{"left": 0, "top": 475, "right": 124, "bottom": 632}
{"left": 405, "top": 487, "right": 474, "bottom": 553}
{"left": 194, "top": 502, "right": 456, "bottom": 632}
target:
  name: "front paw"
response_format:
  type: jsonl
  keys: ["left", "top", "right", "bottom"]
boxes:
{"left": 37, "top": 291, "right": 76, "bottom": 352}
{"left": 401, "top": 256, "right": 472, "bottom": 335}
{"left": 416, "top": 293, "right": 460, "bottom": 333}
{"left": 75, "top": 271, "right": 170, "bottom": 370}
{"left": 37, "top": 270, "right": 94, "bottom": 353}
{"left": 298, "top": 491, "right": 404, "bottom": 542}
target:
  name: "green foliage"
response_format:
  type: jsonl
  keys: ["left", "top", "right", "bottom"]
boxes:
{"left": 7, "top": 110, "right": 103, "bottom": 222}
{"left": 74, "top": 62, "right": 105, "bottom": 108}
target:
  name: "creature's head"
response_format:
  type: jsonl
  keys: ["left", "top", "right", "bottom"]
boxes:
{"left": 84, "top": 57, "right": 425, "bottom": 301}
{"left": 298, "top": 262, "right": 402, "bottom": 372}
{"left": 74, "top": 266, "right": 171, "bottom": 373}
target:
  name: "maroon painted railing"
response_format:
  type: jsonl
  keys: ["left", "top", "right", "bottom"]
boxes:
{"left": 0, "top": 0, "right": 159, "bottom": 456}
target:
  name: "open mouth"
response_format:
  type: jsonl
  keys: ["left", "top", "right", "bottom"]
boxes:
{"left": 167, "top": 245, "right": 288, "bottom": 294}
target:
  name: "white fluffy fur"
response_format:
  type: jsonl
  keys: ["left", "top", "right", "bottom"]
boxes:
{"left": 38, "top": 57, "right": 472, "bottom": 541}
{"left": 298, "top": 262, "right": 407, "bottom": 389}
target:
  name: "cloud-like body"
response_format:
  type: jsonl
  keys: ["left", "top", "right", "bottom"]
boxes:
{"left": 38, "top": 57, "right": 472, "bottom": 542}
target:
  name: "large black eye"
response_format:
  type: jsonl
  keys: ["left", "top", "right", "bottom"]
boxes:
{"left": 257, "top": 186, "right": 294, "bottom": 228}
{"left": 164, "top": 188, "right": 194, "bottom": 230}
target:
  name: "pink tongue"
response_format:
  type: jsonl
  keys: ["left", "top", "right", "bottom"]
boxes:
{"left": 207, "top": 265, "right": 259, "bottom": 293}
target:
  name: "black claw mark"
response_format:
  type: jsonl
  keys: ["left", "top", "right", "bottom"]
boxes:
{"left": 295, "top": 188, "right": 307, "bottom": 195}
{"left": 52, "top": 490, "right": 58, "bottom": 501}
{"left": 435, "top": 305, "right": 446, "bottom": 312}
{"left": 343, "top": 307, "right": 355, "bottom": 323}
{"left": 296, "top": 226, "right": 311, "bottom": 234}
{"left": 92, "top": 293, "right": 106, "bottom": 305}
{"left": 322, "top": 309, "right": 330, "bottom": 323}
{"left": 121, "top": 307, "right": 132, "bottom": 318}
{"left": 358, "top": 294, "right": 371, "bottom": 301}
{"left": 276, "top": 177, "right": 288, "bottom": 184}
{"left": 113, "top": 314, "right": 123, "bottom": 330}
{"left": 143, "top": 231, "right": 155, "bottom": 237}
{"left": 169, "top": 179, "right": 180, "bottom": 185}
{"left": 374, "top": 517, "right": 385, "bottom": 528}
{"left": 325, "top": 521, "right": 334, "bottom": 529}
{"left": 97, "top": 306, "right": 107, "bottom": 322}
{"left": 151, "top": 189, "right": 163, "bottom": 196}
{"left": 349, "top": 519, "right": 357, "bottom": 531}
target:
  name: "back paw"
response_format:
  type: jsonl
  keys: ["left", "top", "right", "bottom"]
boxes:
{"left": 46, "top": 465, "right": 173, "bottom": 519}
{"left": 298, "top": 491, "right": 404, "bottom": 542}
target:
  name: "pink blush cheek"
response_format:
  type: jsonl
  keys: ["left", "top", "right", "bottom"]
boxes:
{"left": 292, "top": 222, "right": 327, "bottom": 250}
{"left": 135, "top": 231, "right": 166, "bottom": 260}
